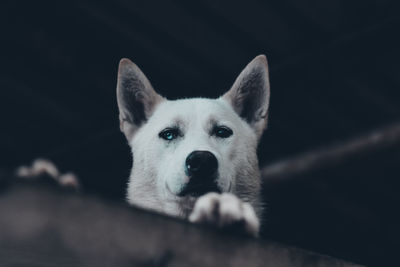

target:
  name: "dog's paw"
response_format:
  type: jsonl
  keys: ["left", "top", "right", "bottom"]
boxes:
{"left": 15, "top": 159, "right": 80, "bottom": 191}
{"left": 189, "top": 192, "right": 259, "bottom": 237}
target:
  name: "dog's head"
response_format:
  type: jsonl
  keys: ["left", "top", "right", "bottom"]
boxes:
{"left": 117, "top": 56, "right": 270, "bottom": 208}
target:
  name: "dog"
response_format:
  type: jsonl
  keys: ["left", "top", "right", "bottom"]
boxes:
{"left": 117, "top": 55, "right": 270, "bottom": 236}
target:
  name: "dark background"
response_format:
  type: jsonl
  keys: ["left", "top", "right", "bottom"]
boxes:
{"left": 1, "top": 0, "right": 400, "bottom": 266}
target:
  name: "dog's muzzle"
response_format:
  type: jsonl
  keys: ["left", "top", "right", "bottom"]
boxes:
{"left": 179, "top": 150, "right": 220, "bottom": 197}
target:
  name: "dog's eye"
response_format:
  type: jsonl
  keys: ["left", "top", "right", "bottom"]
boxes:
{"left": 159, "top": 128, "right": 180, "bottom": 141}
{"left": 213, "top": 126, "right": 233, "bottom": 138}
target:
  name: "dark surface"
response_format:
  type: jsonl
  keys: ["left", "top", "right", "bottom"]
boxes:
{"left": 1, "top": 0, "right": 400, "bottom": 266}
{"left": 0, "top": 181, "right": 361, "bottom": 267}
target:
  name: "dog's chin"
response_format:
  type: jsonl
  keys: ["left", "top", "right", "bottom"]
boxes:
{"left": 171, "top": 182, "right": 222, "bottom": 217}
{"left": 176, "top": 195, "right": 197, "bottom": 218}
{"left": 177, "top": 184, "right": 221, "bottom": 198}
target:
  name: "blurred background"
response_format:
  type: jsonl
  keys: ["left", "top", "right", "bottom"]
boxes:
{"left": 1, "top": 0, "right": 399, "bottom": 265}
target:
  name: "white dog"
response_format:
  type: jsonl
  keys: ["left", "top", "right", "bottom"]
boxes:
{"left": 117, "top": 55, "right": 270, "bottom": 236}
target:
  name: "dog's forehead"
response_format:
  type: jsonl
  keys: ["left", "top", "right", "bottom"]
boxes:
{"left": 152, "top": 98, "right": 235, "bottom": 123}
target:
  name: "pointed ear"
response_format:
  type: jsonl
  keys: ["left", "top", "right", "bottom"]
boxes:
{"left": 116, "top": 58, "right": 164, "bottom": 141}
{"left": 222, "top": 55, "right": 270, "bottom": 139}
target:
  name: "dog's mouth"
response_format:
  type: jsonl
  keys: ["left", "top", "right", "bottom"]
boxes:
{"left": 177, "top": 181, "right": 221, "bottom": 198}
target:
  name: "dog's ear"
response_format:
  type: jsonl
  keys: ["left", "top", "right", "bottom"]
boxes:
{"left": 222, "top": 55, "right": 270, "bottom": 139}
{"left": 117, "top": 58, "right": 164, "bottom": 141}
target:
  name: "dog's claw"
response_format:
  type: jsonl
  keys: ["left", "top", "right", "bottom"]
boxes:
{"left": 189, "top": 192, "right": 260, "bottom": 237}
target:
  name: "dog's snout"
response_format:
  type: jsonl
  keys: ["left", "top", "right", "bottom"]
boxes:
{"left": 180, "top": 150, "right": 220, "bottom": 197}
{"left": 185, "top": 151, "right": 218, "bottom": 177}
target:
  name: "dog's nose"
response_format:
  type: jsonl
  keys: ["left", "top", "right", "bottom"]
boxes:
{"left": 180, "top": 150, "right": 220, "bottom": 197}
{"left": 185, "top": 150, "right": 218, "bottom": 177}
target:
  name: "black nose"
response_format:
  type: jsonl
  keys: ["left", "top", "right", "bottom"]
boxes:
{"left": 185, "top": 150, "right": 218, "bottom": 177}
{"left": 181, "top": 150, "right": 219, "bottom": 197}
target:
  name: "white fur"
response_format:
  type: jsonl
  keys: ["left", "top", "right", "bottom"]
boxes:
{"left": 189, "top": 193, "right": 260, "bottom": 237}
{"left": 127, "top": 98, "right": 258, "bottom": 211}
{"left": 118, "top": 55, "right": 270, "bottom": 236}
{"left": 16, "top": 159, "right": 80, "bottom": 190}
